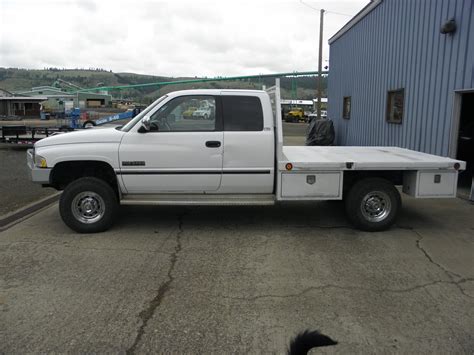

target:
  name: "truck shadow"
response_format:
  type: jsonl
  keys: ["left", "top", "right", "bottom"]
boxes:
{"left": 114, "top": 198, "right": 446, "bottom": 233}
{"left": 116, "top": 201, "right": 351, "bottom": 231}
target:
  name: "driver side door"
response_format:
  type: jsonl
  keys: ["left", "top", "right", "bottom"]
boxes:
{"left": 118, "top": 95, "right": 223, "bottom": 193}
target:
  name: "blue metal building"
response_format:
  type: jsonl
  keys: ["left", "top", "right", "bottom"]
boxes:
{"left": 328, "top": 0, "right": 473, "bottom": 156}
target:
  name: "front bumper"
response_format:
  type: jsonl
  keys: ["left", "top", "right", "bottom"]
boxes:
{"left": 27, "top": 149, "right": 51, "bottom": 184}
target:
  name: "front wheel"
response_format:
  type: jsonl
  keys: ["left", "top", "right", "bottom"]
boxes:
{"left": 59, "top": 177, "right": 118, "bottom": 233}
{"left": 345, "top": 177, "right": 401, "bottom": 231}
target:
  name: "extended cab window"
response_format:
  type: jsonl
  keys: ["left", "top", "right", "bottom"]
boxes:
{"left": 150, "top": 96, "right": 216, "bottom": 131}
{"left": 222, "top": 96, "right": 263, "bottom": 131}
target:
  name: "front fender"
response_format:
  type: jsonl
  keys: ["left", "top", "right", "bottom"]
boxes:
{"left": 36, "top": 143, "right": 120, "bottom": 170}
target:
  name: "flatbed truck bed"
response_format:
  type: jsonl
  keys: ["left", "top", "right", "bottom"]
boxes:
{"left": 280, "top": 146, "right": 464, "bottom": 171}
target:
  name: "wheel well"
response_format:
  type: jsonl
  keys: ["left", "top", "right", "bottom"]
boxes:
{"left": 343, "top": 170, "right": 403, "bottom": 193}
{"left": 50, "top": 161, "right": 118, "bottom": 192}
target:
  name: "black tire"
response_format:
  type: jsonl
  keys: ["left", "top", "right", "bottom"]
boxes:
{"left": 59, "top": 177, "right": 118, "bottom": 233}
{"left": 345, "top": 177, "right": 401, "bottom": 232}
{"left": 83, "top": 120, "right": 96, "bottom": 129}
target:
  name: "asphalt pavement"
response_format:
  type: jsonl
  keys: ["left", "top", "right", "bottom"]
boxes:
{"left": 0, "top": 148, "right": 56, "bottom": 216}
{"left": 2, "top": 121, "right": 473, "bottom": 353}
{"left": 1, "top": 196, "right": 473, "bottom": 353}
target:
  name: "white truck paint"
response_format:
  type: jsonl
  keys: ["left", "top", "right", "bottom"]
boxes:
{"left": 27, "top": 81, "right": 466, "bottom": 233}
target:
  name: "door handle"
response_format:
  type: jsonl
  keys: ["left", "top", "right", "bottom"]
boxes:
{"left": 205, "top": 141, "right": 221, "bottom": 148}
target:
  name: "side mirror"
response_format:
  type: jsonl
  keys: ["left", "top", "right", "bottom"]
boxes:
{"left": 138, "top": 115, "right": 151, "bottom": 133}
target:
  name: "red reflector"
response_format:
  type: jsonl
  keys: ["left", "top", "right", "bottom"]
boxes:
{"left": 286, "top": 163, "right": 293, "bottom": 171}
{"left": 454, "top": 163, "right": 460, "bottom": 170}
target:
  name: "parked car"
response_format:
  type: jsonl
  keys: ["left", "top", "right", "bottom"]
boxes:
{"left": 192, "top": 107, "right": 212, "bottom": 120}
{"left": 182, "top": 106, "right": 197, "bottom": 118}
{"left": 308, "top": 110, "right": 327, "bottom": 122}
{"left": 286, "top": 107, "right": 305, "bottom": 122}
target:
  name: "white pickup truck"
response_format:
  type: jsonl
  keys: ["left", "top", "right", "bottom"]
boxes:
{"left": 27, "top": 80, "right": 465, "bottom": 233}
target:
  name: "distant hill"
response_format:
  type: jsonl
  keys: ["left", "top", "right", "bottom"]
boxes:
{"left": 0, "top": 68, "right": 327, "bottom": 103}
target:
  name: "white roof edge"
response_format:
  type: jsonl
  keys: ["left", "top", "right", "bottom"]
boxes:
{"left": 328, "top": 0, "right": 382, "bottom": 45}
{"left": 280, "top": 99, "right": 328, "bottom": 104}
{"left": 0, "top": 96, "right": 48, "bottom": 100}
{"left": 220, "top": 89, "right": 265, "bottom": 93}
{"left": 167, "top": 89, "right": 266, "bottom": 96}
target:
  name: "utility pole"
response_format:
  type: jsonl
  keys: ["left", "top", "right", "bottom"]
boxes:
{"left": 317, "top": 9, "right": 325, "bottom": 120}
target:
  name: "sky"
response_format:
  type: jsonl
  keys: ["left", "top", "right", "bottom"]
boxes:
{"left": 0, "top": 0, "right": 368, "bottom": 77}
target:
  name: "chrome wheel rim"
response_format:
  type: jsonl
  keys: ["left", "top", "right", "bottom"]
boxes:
{"left": 71, "top": 191, "right": 105, "bottom": 224}
{"left": 360, "top": 191, "right": 391, "bottom": 222}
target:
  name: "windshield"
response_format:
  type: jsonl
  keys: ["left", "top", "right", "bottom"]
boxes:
{"left": 120, "top": 95, "right": 168, "bottom": 132}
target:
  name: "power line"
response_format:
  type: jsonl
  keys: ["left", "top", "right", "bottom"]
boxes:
{"left": 298, "top": 0, "right": 353, "bottom": 17}
{"left": 326, "top": 10, "right": 353, "bottom": 17}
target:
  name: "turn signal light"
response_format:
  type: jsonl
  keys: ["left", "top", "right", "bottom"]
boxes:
{"left": 34, "top": 154, "right": 48, "bottom": 168}
{"left": 285, "top": 163, "right": 293, "bottom": 171}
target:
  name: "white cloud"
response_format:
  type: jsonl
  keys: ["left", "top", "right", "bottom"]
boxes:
{"left": 0, "top": 0, "right": 368, "bottom": 76}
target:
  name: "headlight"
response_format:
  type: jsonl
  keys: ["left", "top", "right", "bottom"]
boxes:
{"left": 34, "top": 154, "right": 48, "bottom": 168}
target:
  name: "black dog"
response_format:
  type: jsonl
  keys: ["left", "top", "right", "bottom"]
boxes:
{"left": 287, "top": 330, "right": 338, "bottom": 355}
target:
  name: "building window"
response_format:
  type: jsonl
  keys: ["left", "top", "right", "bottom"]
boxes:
{"left": 343, "top": 96, "right": 351, "bottom": 119}
{"left": 386, "top": 89, "right": 404, "bottom": 124}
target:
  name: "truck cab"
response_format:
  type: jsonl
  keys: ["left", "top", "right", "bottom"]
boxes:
{"left": 27, "top": 81, "right": 465, "bottom": 233}
{"left": 118, "top": 90, "right": 274, "bottom": 194}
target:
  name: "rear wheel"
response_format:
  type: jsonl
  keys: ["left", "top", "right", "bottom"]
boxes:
{"left": 83, "top": 120, "right": 96, "bottom": 129}
{"left": 345, "top": 177, "right": 401, "bottom": 231}
{"left": 59, "top": 177, "right": 118, "bottom": 233}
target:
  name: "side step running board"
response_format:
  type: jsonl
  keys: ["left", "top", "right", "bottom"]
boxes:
{"left": 120, "top": 194, "right": 276, "bottom": 206}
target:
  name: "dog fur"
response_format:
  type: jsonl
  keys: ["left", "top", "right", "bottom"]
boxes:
{"left": 287, "top": 329, "right": 338, "bottom": 355}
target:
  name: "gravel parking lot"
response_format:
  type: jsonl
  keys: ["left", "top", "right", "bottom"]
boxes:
{"left": 1, "top": 196, "right": 473, "bottom": 353}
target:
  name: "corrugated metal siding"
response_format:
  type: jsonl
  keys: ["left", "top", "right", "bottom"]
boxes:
{"left": 328, "top": 0, "right": 474, "bottom": 156}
